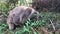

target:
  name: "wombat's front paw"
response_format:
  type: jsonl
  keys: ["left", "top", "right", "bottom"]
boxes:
{"left": 9, "top": 24, "right": 15, "bottom": 30}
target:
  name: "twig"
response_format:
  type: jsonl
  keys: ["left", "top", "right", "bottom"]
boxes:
{"left": 49, "top": 19, "right": 55, "bottom": 31}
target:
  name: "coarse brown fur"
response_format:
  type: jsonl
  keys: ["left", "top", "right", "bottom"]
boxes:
{"left": 7, "top": 6, "right": 39, "bottom": 30}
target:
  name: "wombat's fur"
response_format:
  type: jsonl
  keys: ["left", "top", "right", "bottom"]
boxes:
{"left": 7, "top": 6, "right": 39, "bottom": 30}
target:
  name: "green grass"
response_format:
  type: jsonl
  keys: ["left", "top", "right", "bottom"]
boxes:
{"left": 0, "top": 11, "right": 60, "bottom": 34}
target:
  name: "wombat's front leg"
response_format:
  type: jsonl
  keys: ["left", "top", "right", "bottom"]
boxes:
{"left": 8, "top": 23, "right": 14, "bottom": 30}
{"left": 7, "top": 16, "right": 15, "bottom": 30}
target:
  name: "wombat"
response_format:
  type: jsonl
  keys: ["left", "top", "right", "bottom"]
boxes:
{"left": 7, "top": 6, "right": 39, "bottom": 30}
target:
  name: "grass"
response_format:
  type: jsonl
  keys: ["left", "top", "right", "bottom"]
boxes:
{"left": 0, "top": 11, "right": 60, "bottom": 34}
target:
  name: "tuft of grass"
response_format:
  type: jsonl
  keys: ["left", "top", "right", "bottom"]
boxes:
{"left": 0, "top": 11, "right": 60, "bottom": 34}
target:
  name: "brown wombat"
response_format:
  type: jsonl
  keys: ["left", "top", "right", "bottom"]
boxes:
{"left": 7, "top": 6, "right": 39, "bottom": 30}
